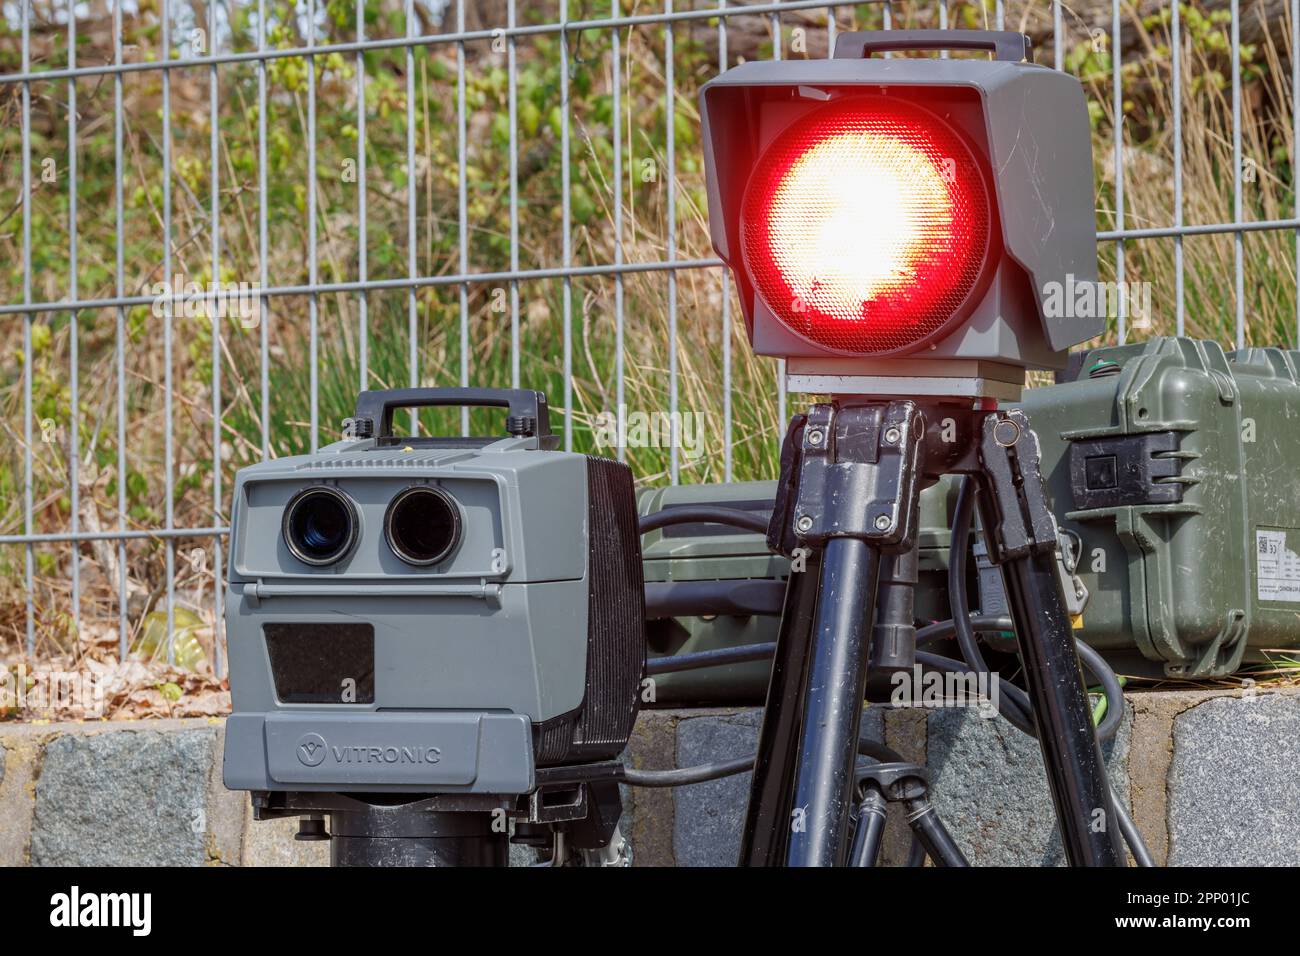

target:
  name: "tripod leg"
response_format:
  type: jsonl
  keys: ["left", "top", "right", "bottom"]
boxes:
{"left": 848, "top": 785, "right": 889, "bottom": 867}
{"left": 786, "top": 536, "right": 881, "bottom": 867}
{"left": 999, "top": 550, "right": 1125, "bottom": 865}
{"left": 738, "top": 552, "right": 821, "bottom": 866}
{"left": 903, "top": 796, "right": 968, "bottom": 868}
{"left": 756, "top": 399, "right": 920, "bottom": 866}
{"left": 974, "top": 409, "right": 1124, "bottom": 866}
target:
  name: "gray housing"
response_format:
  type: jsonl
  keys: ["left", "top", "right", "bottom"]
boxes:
{"left": 222, "top": 434, "right": 591, "bottom": 794}
{"left": 699, "top": 45, "right": 1101, "bottom": 371}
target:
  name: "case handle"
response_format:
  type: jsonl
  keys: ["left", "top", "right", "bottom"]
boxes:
{"left": 832, "top": 29, "right": 1032, "bottom": 63}
{"left": 347, "top": 387, "right": 554, "bottom": 445}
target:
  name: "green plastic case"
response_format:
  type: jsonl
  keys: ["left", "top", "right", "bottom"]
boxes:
{"left": 1018, "top": 336, "right": 1300, "bottom": 678}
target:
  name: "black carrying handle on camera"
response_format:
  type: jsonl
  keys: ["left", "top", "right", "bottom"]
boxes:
{"left": 832, "top": 29, "right": 1032, "bottom": 63}
{"left": 348, "top": 387, "right": 556, "bottom": 447}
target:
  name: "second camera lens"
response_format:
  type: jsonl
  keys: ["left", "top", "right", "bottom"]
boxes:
{"left": 385, "top": 487, "right": 461, "bottom": 566}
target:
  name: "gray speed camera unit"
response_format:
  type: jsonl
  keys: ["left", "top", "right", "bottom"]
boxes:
{"left": 222, "top": 388, "right": 645, "bottom": 864}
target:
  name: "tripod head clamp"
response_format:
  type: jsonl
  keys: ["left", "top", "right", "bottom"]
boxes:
{"left": 766, "top": 400, "right": 925, "bottom": 558}
{"left": 971, "top": 408, "right": 1062, "bottom": 563}
{"left": 767, "top": 400, "right": 1063, "bottom": 567}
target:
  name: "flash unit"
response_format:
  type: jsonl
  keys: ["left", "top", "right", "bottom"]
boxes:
{"left": 701, "top": 29, "right": 1100, "bottom": 399}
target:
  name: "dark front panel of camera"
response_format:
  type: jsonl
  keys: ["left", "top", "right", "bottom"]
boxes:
{"left": 264, "top": 622, "right": 376, "bottom": 704}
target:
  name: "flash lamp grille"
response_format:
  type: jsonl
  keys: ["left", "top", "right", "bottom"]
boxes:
{"left": 740, "top": 98, "right": 992, "bottom": 355}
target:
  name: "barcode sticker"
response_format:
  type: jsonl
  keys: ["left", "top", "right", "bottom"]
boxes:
{"left": 1256, "top": 529, "right": 1300, "bottom": 603}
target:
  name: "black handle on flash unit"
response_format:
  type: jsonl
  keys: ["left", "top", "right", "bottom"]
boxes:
{"left": 349, "top": 387, "right": 555, "bottom": 445}
{"left": 833, "top": 29, "right": 1032, "bottom": 63}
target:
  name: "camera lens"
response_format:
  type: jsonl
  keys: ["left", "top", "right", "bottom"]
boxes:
{"left": 385, "top": 487, "right": 462, "bottom": 567}
{"left": 283, "top": 487, "right": 359, "bottom": 566}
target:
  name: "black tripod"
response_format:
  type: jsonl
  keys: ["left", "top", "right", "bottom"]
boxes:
{"left": 740, "top": 398, "right": 1125, "bottom": 867}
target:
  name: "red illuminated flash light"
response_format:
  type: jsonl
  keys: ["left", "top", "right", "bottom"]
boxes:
{"left": 699, "top": 30, "right": 1101, "bottom": 382}
{"left": 740, "top": 98, "right": 993, "bottom": 355}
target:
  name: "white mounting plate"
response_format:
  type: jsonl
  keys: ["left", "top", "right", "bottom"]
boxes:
{"left": 785, "top": 374, "right": 1023, "bottom": 402}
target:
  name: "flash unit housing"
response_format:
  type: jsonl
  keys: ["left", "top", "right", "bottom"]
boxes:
{"left": 700, "top": 30, "right": 1101, "bottom": 394}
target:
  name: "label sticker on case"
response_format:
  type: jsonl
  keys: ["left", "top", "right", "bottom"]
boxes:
{"left": 1256, "top": 529, "right": 1300, "bottom": 602}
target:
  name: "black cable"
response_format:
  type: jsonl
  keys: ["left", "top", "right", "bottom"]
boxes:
{"left": 638, "top": 506, "right": 770, "bottom": 536}
{"left": 644, "top": 637, "right": 1044, "bottom": 734}
{"left": 916, "top": 649, "right": 1036, "bottom": 732}
{"left": 1075, "top": 639, "right": 1125, "bottom": 743}
{"left": 620, "top": 736, "right": 904, "bottom": 789}
{"left": 916, "top": 613, "right": 1016, "bottom": 646}
{"left": 919, "top": 613, "right": 1126, "bottom": 744}
{"left": 647, "top": 612, "right": 1124, "bottom": 736}
{"left": 945, "top": 482, "right": 1127, "bottom": 740}
{"left": 620, "top": 755, "right": 755, "bottom": 788}
{"left": 645, "top": 642, "right": 778, "bottom": 675}
{"left": 644, "top": 579, "right": 785, "bottom": 620}
{"left": 1113, "top": 790, "right": 1156, "bottom": 868}
{"left": 948, "top": 477, "right": 993, "bottom": 675}
{"left": 642, "top": 633, "right": 1122, "bottom": 744}
{"left": 632, "top": 650, "right": 1130, "bottom": 866}
{"left": 917, "top": 651, "right": 1147, "bottom": 864}
{"left": 857, "top": 738, "right": 904, "bottom": 764}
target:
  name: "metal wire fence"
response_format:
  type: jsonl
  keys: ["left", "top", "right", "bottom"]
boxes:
{"left": 1, "top": 0, "right": 1297, "bottom": 677}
